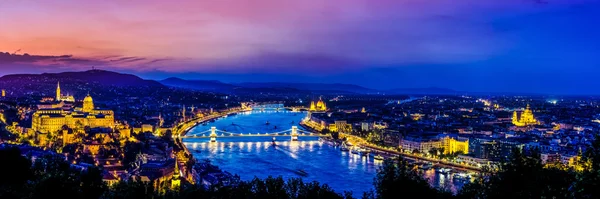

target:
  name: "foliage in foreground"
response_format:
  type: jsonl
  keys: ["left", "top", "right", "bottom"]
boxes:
{"left": 4, "top": 136, "right": 600, "bottom": 199}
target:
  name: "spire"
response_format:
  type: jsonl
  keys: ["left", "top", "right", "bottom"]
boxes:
{"left": 56, "top": 81, "right": 61, "bottom": 101}
{"left": 174, "top": 159, "right": 180, "bottom": 177}
{"left": 171, "top": 158, "right": 182, "bottom": 190}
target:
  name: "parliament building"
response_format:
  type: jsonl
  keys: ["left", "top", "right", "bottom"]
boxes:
{"left": 31, "top": 82, "right": 115, "bottom": 134}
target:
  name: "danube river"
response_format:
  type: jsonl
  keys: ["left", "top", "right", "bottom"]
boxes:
{"left": 183, "top": 110, "right": 467, "bottom": 195}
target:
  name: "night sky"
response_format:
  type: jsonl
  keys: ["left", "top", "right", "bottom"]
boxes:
{"left": 1, "top": 0, "right": 599, "bottom": 94}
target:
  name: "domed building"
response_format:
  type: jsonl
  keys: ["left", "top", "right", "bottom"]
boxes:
{"left": 32, "top": 89, "right": 114, "bottom": 135}
{"left": 309, "top": 97, "right": 327, "bottom": 112}
{"left": 512, "top": 104, "right": 540, "bottom": 127}
{"left": 83, "top": 94, "right": 95, "bottom": 113}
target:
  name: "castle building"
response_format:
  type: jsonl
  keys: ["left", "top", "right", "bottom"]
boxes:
{"left": 32, "top": 86, "right": 114, "bottom": 134}
{"left": 309, "top": 97, "right": 327, "bottom": 112}
{"left": 512, "top": 104, "right": 540, "bottom": 127}
{"left": 55, "top": 82, "right": 75, "bottom": 102}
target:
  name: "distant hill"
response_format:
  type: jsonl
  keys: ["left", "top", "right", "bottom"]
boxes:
{"left": 160, "top": 78, "right": 375, "bottom": 94}
{"left": 234, "top": 82, "right": 376, "bottom": 94}
{"left": 385, "top": 87, "right": 459, "bottom": 95}
{"left": 160, "top": 77, "right": 237, "bottom": 92}
{"left": 0, "top": 70, "right": 165, "bottom": 98}
{"left": 0, "top": 69, "right": 163, "bottom": 87}
{"left": 159, "top": 78, "right": 462, "bottom": 95}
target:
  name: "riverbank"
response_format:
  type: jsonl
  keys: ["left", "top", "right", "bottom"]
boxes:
{"left": 300, "top": 118, "right": 482, "bottom": 173}
{"left": 173, "top": 108, "right": 251, "bottom": 155}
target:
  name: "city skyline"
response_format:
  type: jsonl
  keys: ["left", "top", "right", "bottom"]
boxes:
{"left": 2, "top": 0, "right": 600, "bottom": 94}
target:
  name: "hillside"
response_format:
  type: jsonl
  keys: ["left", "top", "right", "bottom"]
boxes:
{"left": 160, "top": 77, "right": 237, "bottom": 92}
{"left": 0, "top": 69, "right": 165, "bottom": 98}
{"left": 385, "top": 87, "right": 459, "bottom": 95}
{"left": 235, "top": 82, "right": 375, "bottom": 94}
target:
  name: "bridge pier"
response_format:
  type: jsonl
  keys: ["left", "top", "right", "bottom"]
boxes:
{"left": 210, "top": 126, "right": 217, "bottom": 142}
{"left": 291, "top": 126, "right": 298, "bottom": 141}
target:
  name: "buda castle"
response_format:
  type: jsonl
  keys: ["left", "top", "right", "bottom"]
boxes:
{"left": 31, "top": 82, "right": 115, "bottom": 134}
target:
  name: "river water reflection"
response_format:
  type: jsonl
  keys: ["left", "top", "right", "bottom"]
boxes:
{"left": 183, "top": 110, "right": 466, "bottom": 195}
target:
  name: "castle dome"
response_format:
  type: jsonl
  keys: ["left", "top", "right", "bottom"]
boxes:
{"left": 83, "top": 94, "right": 94, "bottom": 112}
{"left": 84, "top": 94, "right": 93, "bottom": 102}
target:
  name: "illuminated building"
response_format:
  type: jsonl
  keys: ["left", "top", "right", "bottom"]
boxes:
{"left": 32, "top": 92, "right": 115, "bottom": 135}
{"left": 1, "top": 89, "right": 5, "bottom": 97}
{"left": 171, "top": 159, "right": 181, "bottom": 190}
{"left": 361, "top": 107, "right": 366, "bottom": 113}
{"left": 512, "top": 104, "right": 539, "bottom": 127}
{"left": 62, "top": 128, "right": 75, "bottom": 146}
{"left": 400, "top": 135, "right": 468, "bottom": 155}
{"left": 55, "top": 82, "right": 75, "bottom": 102}
{"left": 309, "top": 97, "right": 327, "bottom": 112}
{"left": 440, "top": 136, "right": 469, "bottom": 154}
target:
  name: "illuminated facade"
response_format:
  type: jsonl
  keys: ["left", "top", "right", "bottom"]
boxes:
{"left": 32, "top": 94, "right": 115, "bottom": 134}
{"left": 512, "top": 104, "right": 539, "bottom": 127}
{"left": 171, "top": 160, "right": 181, "bottom": 190}
{"left": 400, "top": 135, "right": 469, "bottom": 155}
{"left": 440, "top": 136, "right": 469, "bottom": 154}
{"left": 56, "top": 82, "right": 75, "bottom": 102}
{"left": 309, "top": 97, "right": 327, "bottom": 112}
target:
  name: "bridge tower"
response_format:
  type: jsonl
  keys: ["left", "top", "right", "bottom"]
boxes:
{"left": 210, "top": 126, "right": 217, "bottom": 142}
{"left": 291, "top": 126, "right": 298, "bottom": 141}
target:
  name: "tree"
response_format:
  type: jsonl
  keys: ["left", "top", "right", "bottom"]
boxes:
{"left": 458, "top": 148, "right": 575, "bottom": 199}
{"left": 573, "top": 135, "right": 600, "bottom": 198}
{"left": 370, "top": 158, "right": 447, "bottom": 199}
{"left": 0, "top": 147, "right": 32, "bottom": 198}
{"left": 80, "top": 167, "right": 107, "bottom": 199}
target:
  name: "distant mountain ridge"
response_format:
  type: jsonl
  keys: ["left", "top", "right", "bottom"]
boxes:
{"left": 0, "top": 69, "right": 164, "bottom": 87}
{"left": 385, "top": 87, "right": 459, "bottom": 95}
{"left": 160, "top": 77, "right": 236, "bottom": 91}
{"left": 234, "top": 82, "right": 376, "bottom": 93}
{"left": 0, "top": 70, "right": 166, "bottom": 98}
{"left": 0, "top": 69, "right": 460, "bottom": 96}
{"left": 160, "top": 77, "right": 459, "bottom": 95}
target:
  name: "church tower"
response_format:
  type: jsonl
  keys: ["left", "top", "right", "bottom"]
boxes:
{"left": 171, "top": 160, "right": 181, "bottom": 190}
{"left": 56, "top": 82, "right": 61, "bottom": 101}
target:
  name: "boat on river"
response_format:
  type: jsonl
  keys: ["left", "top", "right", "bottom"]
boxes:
{"left": 359, "top": 148, "right": 370, "bottom": 156}
{"left": 420, "top": 162, "right": 434, "bottom": 170}
{"left": 340, "top": 142, "right": 350, "bottom": 151}
{"left": 452, "top": 173, "right": 471, "bottom": 182}
{"left": 374, "top": 154, "right": 384, "bottom": 160}
{"left": 265, "top": 121, "right": 270, "bottom": 125}
{"left": 437, "top": 168, "right": 451, "bottom": 174}
{"left": 271, "top": 137, "right": 277, "bottom": 147}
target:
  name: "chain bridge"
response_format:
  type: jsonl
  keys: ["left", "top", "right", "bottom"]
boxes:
{"left": 179, "top": 126, "right": 325, "bottom": 142}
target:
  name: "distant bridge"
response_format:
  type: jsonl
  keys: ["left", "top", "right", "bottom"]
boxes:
{"left": 245, "top": 103, "right": 308, "bottom": 112}
{"left": 179, "top": 126, "right": 326, "bottom": 141}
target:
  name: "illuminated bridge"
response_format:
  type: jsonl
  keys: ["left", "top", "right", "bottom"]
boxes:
{"left": 246, "top": 103, "right": 307, "bottom": 112}
{"left": 179, "top": 126, "right": 325, "bottom": 142}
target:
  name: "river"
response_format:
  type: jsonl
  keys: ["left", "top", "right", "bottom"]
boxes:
{"left": 183, "top": 110, "right": 468, "bottom": 196}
